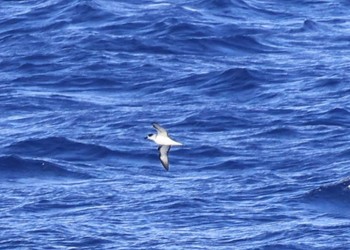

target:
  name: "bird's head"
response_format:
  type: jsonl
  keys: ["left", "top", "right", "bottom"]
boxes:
{"left": 145, "top": 134, "right": 156, "bottom": 141}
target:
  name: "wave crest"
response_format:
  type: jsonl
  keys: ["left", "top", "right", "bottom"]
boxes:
{"left": 5, "top": 137, "right": 123, "bottom": 161}
{"left": 0, "top": 155, "right": 90, "bottom": 179}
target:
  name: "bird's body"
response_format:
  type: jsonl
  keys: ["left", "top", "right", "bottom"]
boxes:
{"left": 146, "top": 123, "right": 182, "bottom": 171}
{"left": 149, "top": 134, "right": 182, "bottom": 146}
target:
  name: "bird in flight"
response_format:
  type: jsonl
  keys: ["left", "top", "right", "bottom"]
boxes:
{"left": 145, "top": 123, "right": 182, "bottom": 171}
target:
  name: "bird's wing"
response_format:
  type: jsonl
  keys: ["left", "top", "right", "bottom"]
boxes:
{"left": 153, "top": 123, "right": 168, "bottom": 136}
{"left": 158, "top": 145, "right": 171, "bottom": 171}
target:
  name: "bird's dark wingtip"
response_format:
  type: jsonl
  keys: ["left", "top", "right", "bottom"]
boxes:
{"left": 161, "top": 161, "right": 169, "bottom": 171}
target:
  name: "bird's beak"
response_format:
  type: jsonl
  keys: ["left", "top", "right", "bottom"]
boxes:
{"left": 144, "top": 136, "right": 148, "bottom": 139}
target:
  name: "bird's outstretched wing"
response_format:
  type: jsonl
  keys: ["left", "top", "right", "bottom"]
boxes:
{"left": 158, "top": 145, "right": 171, "bottom": 171}
{"left": 153, "top": 123, "right": 168, "bottom": 136}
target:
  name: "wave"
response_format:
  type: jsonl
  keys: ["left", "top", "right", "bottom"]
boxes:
{"left": 199, "top": 159, "right": 255, "bottom": 171}
{"left": 327, "top": 107, "right": 350, "bottom": 116}
{"left": 173, "top": 34, "right": 277, "bottom": 55}
{"left": 5, "top": 137, "right": 124, "bottom": 161}
{"left": 305, "top": 178, "right": 350, "bottom": 217}
{"left": 49, "top": 1, "right": 278, "bottom": 55}
{"left": 309, "top": 178, "right": 350, "bottom": 201}
{"left": 190, "top": 145, "right": 228, "bottom": 157}
{"left": 196, "top": 0, "right": 292, "bottom": 17}
{"left": 302, "top": 19, "right": 320, "bottom": 31}
{"left": 181, "top": 109, "right": 249, "bottom": 132}
{"left": 171, "top": 67, "right": 262, "bottom": 97}
{"left": 138, "top": 66, "right": 265, "bottom": 99}
{"left": 256, "top": 126, "right": 299, "bottom": 138}
{"left": 202, "top": 67, "right": 260, "bottom": 90}
{"left": 98, "top": 22, "right": 275, "bottom": 55}
{"left": 0, "top": 155, "right": 90, "bottom": 179}
{"left": 303, "top": 108, "right": 350, "bottom": 127}
{"left": 315, "top": 77, "right": 344, "bottom": 90}
{"left": 198, "top": 0, "right": 245, "bottom": 9}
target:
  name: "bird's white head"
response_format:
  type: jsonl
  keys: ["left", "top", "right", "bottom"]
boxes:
{"left": 145, "top": 133, "right": 157, "bottom": 141}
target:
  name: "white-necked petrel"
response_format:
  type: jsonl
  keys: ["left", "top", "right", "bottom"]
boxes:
{"left": 145, "top": 123, "right": 182, "bottom": 171}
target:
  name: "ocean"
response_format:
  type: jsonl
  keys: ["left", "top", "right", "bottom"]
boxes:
{"left": 1, "top": 0, "right": 350, "bottom": 249}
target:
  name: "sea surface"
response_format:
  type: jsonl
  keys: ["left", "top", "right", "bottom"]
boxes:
{"left": 1, "top": 0, "right": 350, "bottom": 249}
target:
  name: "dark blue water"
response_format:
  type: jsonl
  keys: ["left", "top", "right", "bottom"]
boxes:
{"left": 1, "top": 0, "right": 350, "bottom": 249}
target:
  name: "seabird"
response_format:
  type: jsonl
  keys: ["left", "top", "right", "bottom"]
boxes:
{"left": 145, "top": 123, "right": 182, "bottom": 171}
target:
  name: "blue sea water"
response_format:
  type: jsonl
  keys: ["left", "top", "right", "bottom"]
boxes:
{"left": 1, "top": 0, "right": 350, "bottom": 249}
